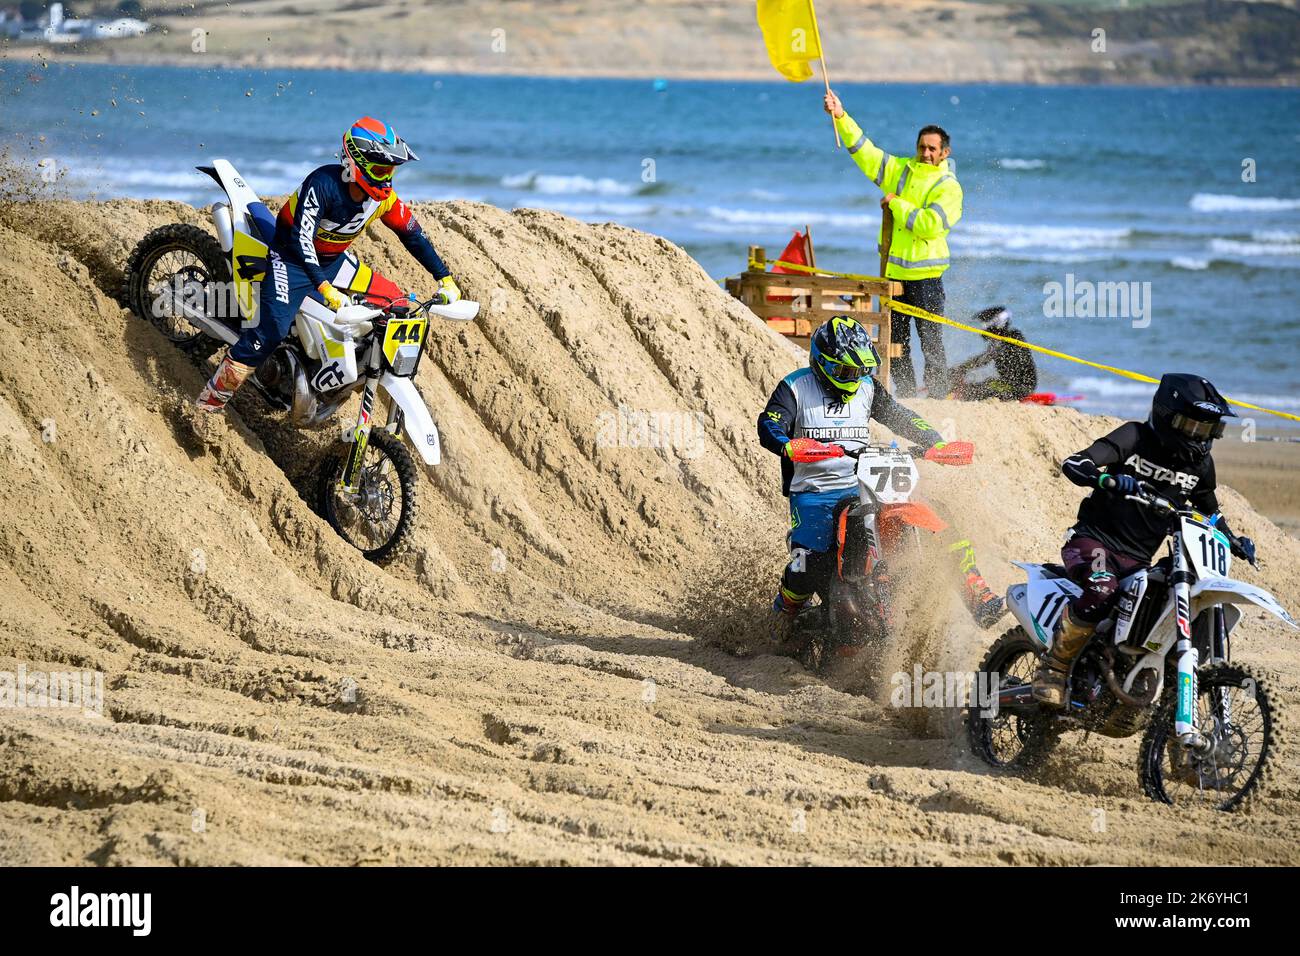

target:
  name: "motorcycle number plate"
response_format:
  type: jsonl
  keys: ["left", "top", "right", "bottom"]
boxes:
{"left": 855, "top": 449, "right": 918, "bottom": 504}
{"left": 382, "top": 317, "right": 427, "bottom": 365}
{"left": 1182, "top": 516, "right": 1231, "bottom": 581}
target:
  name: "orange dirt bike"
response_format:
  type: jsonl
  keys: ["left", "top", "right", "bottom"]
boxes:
{"left": 786, "top": 441, "right": 971, "bottom": 676}
{"left": 121, "top": 159, "right": 478, "bottom": 563}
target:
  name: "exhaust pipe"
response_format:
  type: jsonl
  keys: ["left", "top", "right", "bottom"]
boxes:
{"left": 160, "top": 286, "right": 239, "bottom": 345}
{"left": 211, "top": 202, "right": 234, "bottom": 252}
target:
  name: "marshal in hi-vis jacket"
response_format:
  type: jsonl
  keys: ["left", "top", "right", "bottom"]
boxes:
{"left": 834, "top": 111, "right": 963, "bottom": 281}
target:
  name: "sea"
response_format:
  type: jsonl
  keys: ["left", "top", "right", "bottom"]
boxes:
{"left": 3, "top": 62, "right": 1298, "bottom": 427}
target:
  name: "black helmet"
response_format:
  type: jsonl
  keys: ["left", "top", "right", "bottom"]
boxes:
{"left": 1149, "top": 372, "right": 1235, "bottom": 461}
{"left": 974, "top": 305, "right": 1012, "bottom": 332}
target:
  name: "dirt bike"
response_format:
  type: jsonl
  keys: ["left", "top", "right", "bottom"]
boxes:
{"left": 121, "top": 159, "right": 478, "bottom": 563}
{"left": 785, "top": 441, "right": 968, "bottom": 679}
{"left": 968, "top": 484, "right": 1296, "bottom": 811}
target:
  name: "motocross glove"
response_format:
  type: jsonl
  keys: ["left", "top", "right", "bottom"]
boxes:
{"left": 924, "top": 440, "right": 974, "bottom": 465}
{"left": 317, "top": 281, "right": 345, "bottom": 312}
{"left": 785, "top": 437, "right": 844, "bottom": 463}
{"left": 1230, "top": 534, "right": 1257, "bottom": 566}
{"left": 1101, "top": 473, "right": 1139, "bottom": 496}
{"left": 438, "top": 275, "right": 462, "bottom": 304}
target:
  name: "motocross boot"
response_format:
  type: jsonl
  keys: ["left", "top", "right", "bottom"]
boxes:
{"left": 964, "top": 570, "right": 1006, "bottom": 630}
{"left": 769, "top": 587, "right": 808, "bottom": 655}
{"left": 1031, "top": 607, "right": 1095, "bottom": 709}
{"left": 197, "top": 355, "right": 254, "bottom": 413}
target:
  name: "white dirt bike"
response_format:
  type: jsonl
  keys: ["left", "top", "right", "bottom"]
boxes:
{"left": 968, "top": 484, "right": 1296, "bottom": 811}
{"left": 122, "top": 159, "right": 478, "bottom": 563}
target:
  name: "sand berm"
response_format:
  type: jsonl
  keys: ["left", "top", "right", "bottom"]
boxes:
{"left": 1, "top": 196, "right": 1298, "bottom": 865}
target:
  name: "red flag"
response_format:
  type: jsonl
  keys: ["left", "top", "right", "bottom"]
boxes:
{"left": 772, "top": 231, "right": 810, "bottom": 273}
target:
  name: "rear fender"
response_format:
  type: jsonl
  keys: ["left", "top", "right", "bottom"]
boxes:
{"left": 1007, "top": 563, "right": 1082, "bottom": 647}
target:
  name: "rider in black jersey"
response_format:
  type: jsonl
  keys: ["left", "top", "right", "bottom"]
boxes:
{"left": 1032, "top": 372, "right": 1257, "bottom": 708}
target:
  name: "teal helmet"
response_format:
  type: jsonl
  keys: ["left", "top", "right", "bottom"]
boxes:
{"left": 810, "top": 316, "right": 880, "bottom": 399}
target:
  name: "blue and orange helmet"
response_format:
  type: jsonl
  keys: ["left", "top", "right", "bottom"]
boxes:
{"left": 342, "top": 117, "right": 418, "bottom": 201}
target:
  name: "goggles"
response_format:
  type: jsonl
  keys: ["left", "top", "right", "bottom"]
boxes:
{"left": 362, "top": 162, "right": 395, "bottom": 182}
{"left": 1170, "top": 412, "right": 1226, "bottom": 441}
{"left": 823, "top": 358, "right": 873, "bottom": 382}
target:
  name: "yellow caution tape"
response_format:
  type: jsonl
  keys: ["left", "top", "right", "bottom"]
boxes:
{"left": 741, "top": 257, "right": 1300, "bottom": 424}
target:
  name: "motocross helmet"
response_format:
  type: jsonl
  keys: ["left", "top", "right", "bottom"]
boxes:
{"left": 975, "top": 305, "right": 1012, "bottom": 332}
{"left": 342, "top": 117, "right": 418, "bottom": 201}
{"left": 810, "top": 316, "right": 880, "bottom": 401}
{"left": 1148, "top": 372, "right": 1236, "bottom": 462}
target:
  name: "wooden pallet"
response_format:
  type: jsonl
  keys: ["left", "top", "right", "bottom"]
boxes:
{"left": 725, "top": 243, "right": 903, "bottom": 387}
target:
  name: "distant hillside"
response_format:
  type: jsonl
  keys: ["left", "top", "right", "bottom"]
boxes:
{"left": 4, "top": 0, "right": 1299, "bottom": 85}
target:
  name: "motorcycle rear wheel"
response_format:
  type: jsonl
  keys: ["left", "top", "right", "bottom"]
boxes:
{"left": 1138, "top": 663, "right": 1275, "bottom": 812}
{"left": 316, "top": 429, "right": 419, "bottom": 565}
{"left": 122, "top": 223, "right": 232, "bottom": 361}
{"left": 967, "top": 626, "right": 1061, "bottom": 769}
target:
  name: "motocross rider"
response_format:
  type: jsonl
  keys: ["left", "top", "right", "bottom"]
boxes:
{"left": 1032, "top": 372, "right": 1258, "bottom": 708}
{"left": 198, "top": 116, "right": 461, "bottom": 411}
{"left": 758, "top": 316, "right": 1007, "bottom": 647}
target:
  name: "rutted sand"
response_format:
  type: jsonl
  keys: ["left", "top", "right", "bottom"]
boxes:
{"left": 0, "top": 197, "right": 1298, "bottom": 865}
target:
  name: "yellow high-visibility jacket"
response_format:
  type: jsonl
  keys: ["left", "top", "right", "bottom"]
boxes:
{"left": 835, "top": 111, "right": 963, "bottom": 280}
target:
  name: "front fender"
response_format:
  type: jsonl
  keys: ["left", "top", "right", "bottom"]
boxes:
{"left": 1191, "top": 576, "right": 1298, "bottom": 630}
{"left": 380, "top": 373, "right": 440, "bottom": 466}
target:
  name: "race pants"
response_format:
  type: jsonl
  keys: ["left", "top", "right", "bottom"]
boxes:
{"left": 229, "top": 249, "right": 401, "bottom": 366}
{"left": 890, "top": 276, "right": 949, "bottom": 399}
{"left": 1061, "top": 534, "right": 1147, "bottom": 624}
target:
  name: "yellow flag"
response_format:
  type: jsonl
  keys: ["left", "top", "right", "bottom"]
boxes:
{"left": 756, "top": 0, "right": 823, "bottom": 82}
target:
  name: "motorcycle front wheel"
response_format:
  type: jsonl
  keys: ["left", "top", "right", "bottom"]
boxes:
{"left": 316, "top": 429, "right": 419, "bottom": 565}
{"left": 1139, "top": 663, "right": 1275, "bottom": 812}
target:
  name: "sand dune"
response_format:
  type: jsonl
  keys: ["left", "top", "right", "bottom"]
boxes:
{"left": 0, "top": 196, "right": 1298, "bottom": 865}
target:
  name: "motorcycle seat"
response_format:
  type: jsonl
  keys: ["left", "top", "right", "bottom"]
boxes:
{"left": 247, "top": 201, "right": 277, "bottom": 244}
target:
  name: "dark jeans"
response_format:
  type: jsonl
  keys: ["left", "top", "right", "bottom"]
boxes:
{"left": 891, "top": 276, "right": 949, "bottom": 398}
{"left": 1061, "top": 534, "right": 1147, "bottom": 624}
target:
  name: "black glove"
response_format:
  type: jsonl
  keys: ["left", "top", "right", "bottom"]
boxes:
{"left": 1230, "top": 535, "right": 1257, "bottom": 566}
{"left": 1102, "top": 473, "right": 1139, "bottom": 496}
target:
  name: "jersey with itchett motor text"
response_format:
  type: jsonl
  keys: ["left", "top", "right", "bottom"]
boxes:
{"left": 757, "top": 367, "right": 943, "bottom": 495}
{"left": 1062, "top": 420, "right": 1232, "bottom": 561}
{"left": 273, "top": 164, "right": 450, "bottom": 290}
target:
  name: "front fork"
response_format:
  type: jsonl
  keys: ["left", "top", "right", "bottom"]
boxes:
{"left": 340, "top": 327, "right": 384, "bottom": 495}
{"left": 339, "top": 375, "right": 378, "bottom": 494}
{"left": 1170, "top": 537, "right": 1214, "bottom": 755}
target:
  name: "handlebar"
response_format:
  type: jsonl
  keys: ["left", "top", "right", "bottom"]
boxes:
{"left": 1122, "top": 482, "right": 1179, "bottom": 517}
{"left": 838, "top": 443, "right": 929, "bottom": 460}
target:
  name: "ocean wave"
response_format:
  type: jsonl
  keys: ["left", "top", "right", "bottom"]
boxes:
{"left": 996, "top": 158, "right": 1047, "bottom": 170}
{"left": 1190, "top": 193, "right": 1300, "bottom": 213}
{"left": 1208, "top": 238, "right": 1300, "bottom": 257}
{"left": 1170, "top": 256, "right": 1210, "bottom": 270}
{"left": 956, "top": 249, "right": 1112, "bottom": 265}
{"left": 1253, "top": 229, "right": 1300, "bottom": 243}
{"left": 1067, "top": 376, "right": 1300, "bottom": 413}
{"left": 958, "top": 222, "right": 1131, "bottom": 252}
{"left": 528, "top": 199, "right": 657, "bottom": 218}
{"left": 502, "top": 171, "right": 638, "bottom": 196}
{"left": 62, "top": 164, "right": 209, "bottom": 191}
{"left": 702, "top": 206, "right": 875, "bottom": 231}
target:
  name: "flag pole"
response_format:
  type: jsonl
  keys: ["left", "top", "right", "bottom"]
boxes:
{"left": 807, "top": 0, "right": 840, "bottom": 148}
